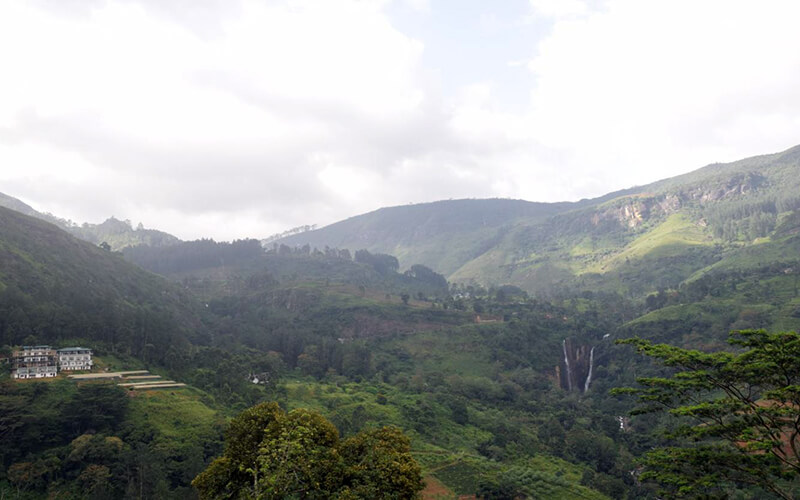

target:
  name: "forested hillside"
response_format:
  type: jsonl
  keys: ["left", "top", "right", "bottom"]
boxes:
{"left": 0, "top": 208, "right": 231, "bottom": 498}
{"left": 0, "top": 206, "right": 202, "bottom": 361}
{"left": 0, "top": 209, "right": 630, "bottom": 499}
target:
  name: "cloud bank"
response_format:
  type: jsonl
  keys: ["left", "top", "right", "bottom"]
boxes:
{"left": 1, "top": 0, "right": 798, "bottom": 240}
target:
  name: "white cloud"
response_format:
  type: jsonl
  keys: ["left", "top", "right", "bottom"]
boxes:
{"left": 0, "top": 0, "right": 430, "bottom": 239}
{"left": 528, "top": 0, "right": 589, "bottom": 19}
{"left": 525, "top": 0, "right": 800, "bottom": 187}
{"left": 402, "top": 0, "right": 430, "bottom": 14}
{"left": 1, "top": 0, "right": 799, "bottom": 242}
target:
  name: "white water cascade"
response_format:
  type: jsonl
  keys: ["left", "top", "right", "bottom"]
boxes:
{"left": 562, "top": 339, "right": 573, "bottom": 391}
{"left": 583, "top": 346, "right": 596, "bottom": 392}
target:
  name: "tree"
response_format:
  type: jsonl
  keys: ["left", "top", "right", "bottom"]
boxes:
{"left": 192, "top": 402, "right": 284, "bottom": 499}
{"left": 354, "top": 250, "right": 399, "bottom": 275}
{"left": 78, "top": 464, "right": 112, "bottom": 499}
{"left": 615, "top": 330, "right": 800, "bottom": 499}
{"left": 64, "top": 384, "right": 129, "bottom": 435}
{"left": 257, "top": 409, "right": 340, "bottom": 498}
{"left": 338, "top": 427, "right": 424, "bottom": 499}
{"left": 193, "top": 403, "right": 423, "bottom": 499}
{"left": 404, "top": 265, "right": 448, "bottom": 291}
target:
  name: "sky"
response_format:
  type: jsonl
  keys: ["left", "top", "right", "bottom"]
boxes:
{"left": 1, "top": 0, "right": 799, "bottom": 241}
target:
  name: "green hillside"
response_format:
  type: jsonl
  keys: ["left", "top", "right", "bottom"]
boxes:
{"left": 0, "top": 209, "right": 632, "bottom": 499}
{"left": 277, "top": 145, "right": 800, "bottom": 299}
{"left": 276, "top": 198, "right": 578, "bottom": 276}
{"left": 489, "top": 144, "right": 800, "bottom": 296}
{"left": 0, "top": 206, "right": 202, "bottom": 361}
{"left": 0, "top": 370, "right": 225, "bottom": 499}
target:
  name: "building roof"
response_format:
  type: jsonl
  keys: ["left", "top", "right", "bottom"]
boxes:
{"left": 14, "top": 348, "right": 56, "bottom": 356}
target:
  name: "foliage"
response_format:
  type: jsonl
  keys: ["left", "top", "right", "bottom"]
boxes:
{"left": 404, "top": 264, "right": 448, "bottom": 290}
{"left": 124, "top": 238, "right": 263, "bottom": 275}
{"left": 616, "top": 330, "right": 800, "bottom": 498}
{"left": 354, "top": 249, "right": 399, "bottom": 275}
{"left": 193, "top": 402, "right": 424, "bottom": 499}
{"left": 0, "top": 378, "right": 224, "bottom": 499}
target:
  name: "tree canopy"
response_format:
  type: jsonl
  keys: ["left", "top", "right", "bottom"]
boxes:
{"left": 354, "top": 250, "right": 399, "bottom": 275}
{"left": 616, "top": 330, "right": 800, "bottom": 499}
{"left": 192, "top": 402, "right": 424, "bottom": 499}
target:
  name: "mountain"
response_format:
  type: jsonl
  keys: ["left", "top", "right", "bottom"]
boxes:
{"left": 0, "top": 206, "right": 203, "bottom": 359}
{"left": 0, "top": 192, "right": 41, "bottom": 218}
{"left": 5, "top": 149, "right": 799, "bottom": 498}
{"left": 276, "top": 198, "right": 579, "bottom": 276}
{"left": 0, "top": 207, "right": 241, "bottom": 499}
{"left": 0, "top": 192, "right": 180, "bottom": 251}
{"left": 69, "top": 216, "right": 181, "bottom": 250}
{"left": 0, "top": 204, "right": 625, "bottom": 499}
{"left": 277, "top": 145, "right": 800, "bottom": 297}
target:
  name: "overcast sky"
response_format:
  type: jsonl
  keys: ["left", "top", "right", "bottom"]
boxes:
{"left": 1, "top": 0, "right": 799, "bottom": 241}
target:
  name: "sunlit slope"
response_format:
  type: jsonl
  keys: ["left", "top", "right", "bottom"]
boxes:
{"left": 620, "top": 240, "right": 800, "bottom": 350}
{"left": 451, "top": 144, "right": 800, "bottom": 295}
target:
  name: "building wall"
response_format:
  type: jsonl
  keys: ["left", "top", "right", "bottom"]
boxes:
{"left": 12, "top": 365, "right": 58, "bottom": 379}
{"left": 11, "top": 346, "right": 94, "bottom": 377}
{"left": 11, "top": 346, "right": 58, "bottom": 379}
{"left": 57, "top": 349, "right": 93, "bottom": 371}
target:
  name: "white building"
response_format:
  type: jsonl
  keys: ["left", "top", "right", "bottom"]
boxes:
{"left": 12, "top": 346, "right": 58, "bottom": 379}
{"left": 57, "top": 347, "right": 93, "bottom": 371}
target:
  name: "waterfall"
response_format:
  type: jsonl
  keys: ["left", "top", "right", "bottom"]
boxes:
{"left": 583, "top": 346, "right": 596, "bottom": 392}
{"left": 562, "top": 339, "right": 573, "bottom": 391}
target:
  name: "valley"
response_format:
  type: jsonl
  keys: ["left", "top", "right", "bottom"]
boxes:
{"left": 1, "top": 145, "right": 800, "bottom": 498}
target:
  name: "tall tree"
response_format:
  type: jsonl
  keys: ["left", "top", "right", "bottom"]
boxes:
{"left": 193, "top": 403, "right": 423, "bottom": 499}
{"left": 616, "top": 330, "right": 800, "bottom": 499}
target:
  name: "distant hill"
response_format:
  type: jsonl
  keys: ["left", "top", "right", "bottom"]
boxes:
{"left": 277, "top": 198, "right": 578, "bottom": 276}
{"left": 122, "top": 237, "right": 452, "bottom": 302}
{"left": 460, "top": 144, "right": 800, "bottom": 296}
{"left": 0, "top": 192, "right": 41, "bottom": 218}
{"left": 277, "top": 145, "right": 800, "bottom": 297}
{"left": 0, "top": 192, "right": 180, "bottom": 251}
{"left": 70, "top": 216, "right": 181, "bottom": 250}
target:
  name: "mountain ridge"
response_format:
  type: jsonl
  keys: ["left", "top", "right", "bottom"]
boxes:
{"left": 3, "top": 144, "right": 799, "bottom": 299}
{"left": 0, "top": 193, "right": 181, "bottom": 251}
{"left": 276, "top": 144, "right": 800, "bottom": 297}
